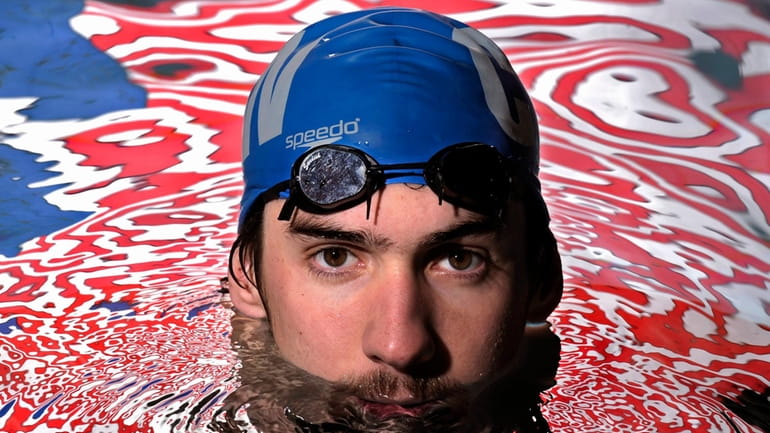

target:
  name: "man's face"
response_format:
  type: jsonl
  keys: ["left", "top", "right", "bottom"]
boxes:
{"left": 257, "top": 183, "right": 531, "bottom": 410}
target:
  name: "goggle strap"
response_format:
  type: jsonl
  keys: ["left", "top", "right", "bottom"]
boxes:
{"left": 278, "top": 196, "right": 296, "bottom": 221}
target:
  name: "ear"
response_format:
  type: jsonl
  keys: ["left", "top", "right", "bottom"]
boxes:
{"left": 513, "top": 321, "right": 560, "bottom": 391}
{"left": 228, "top": 248, "right": 267, "bottom": 319}
{"left": 526, "top": 241, "right": 563, "bottom": 322}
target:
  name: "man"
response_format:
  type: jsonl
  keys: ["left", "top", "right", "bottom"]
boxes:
{"left": 221, "top": 7, "right": 563, "bottom": 433}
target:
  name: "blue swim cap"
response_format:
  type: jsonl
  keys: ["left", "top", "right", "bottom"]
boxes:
{"left": 240, "top": 7, "right": 539, "bottom": 225}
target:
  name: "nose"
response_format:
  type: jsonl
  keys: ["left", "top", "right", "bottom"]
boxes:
{"left": 361, "top": 267, "right": 437, "bottom": 373}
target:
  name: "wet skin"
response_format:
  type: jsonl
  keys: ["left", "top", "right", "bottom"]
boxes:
{"left": 231, "top": 184, "right": 534, "bottom": 414}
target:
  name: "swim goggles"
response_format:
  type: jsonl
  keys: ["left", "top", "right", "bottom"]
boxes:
{"left": 271, "top": 143, "right": 523, "bottom": 221}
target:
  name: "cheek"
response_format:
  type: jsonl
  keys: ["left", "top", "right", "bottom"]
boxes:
{"left": 490, "top": 301, "right": 528, "bottom": 366}
{"left": 439, "top": 286, "right": 526, "bottom": 380}
{"left": 261, "top": 268, "right": 360, "bottom": 379}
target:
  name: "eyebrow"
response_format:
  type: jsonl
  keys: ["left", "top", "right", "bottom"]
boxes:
{"left": 287, "top": 214, "right": 498, "bottom": 250}
{"left": 288, "top": 217, "right": 393, "bottom": 249}
{"left": 418, "top": 218, "right": 499, "bottom": 250}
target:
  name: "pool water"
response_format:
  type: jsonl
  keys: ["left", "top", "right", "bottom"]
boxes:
{"left": 0, "top": 0, "right": 768, "bottom": 432}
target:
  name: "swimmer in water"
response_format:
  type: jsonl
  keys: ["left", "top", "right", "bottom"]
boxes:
{"left": 219, "top": 7, "right": 563, "bottom": 433}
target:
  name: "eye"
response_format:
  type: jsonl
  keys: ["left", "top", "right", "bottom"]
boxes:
{"left": 313, "top": 247, "right": 357, "bottom": 269}
{"left": 436, "top": 248, "right": 485, "bottom": 272}
{"left": 447, "top": 250, "right": 475, "bottom": 270}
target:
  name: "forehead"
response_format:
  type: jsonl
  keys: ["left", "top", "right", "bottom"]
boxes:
{"left": 262, "top": 184, "right": 524, "bottom": 249}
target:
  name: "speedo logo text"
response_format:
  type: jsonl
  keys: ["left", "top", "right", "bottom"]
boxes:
{"left": 285, "top": 118, "right": 360, "bottom": 150}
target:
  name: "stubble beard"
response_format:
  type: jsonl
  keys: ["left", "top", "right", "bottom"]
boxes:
{"left": 322, "top": 370, "right": 471, "bottom": 433}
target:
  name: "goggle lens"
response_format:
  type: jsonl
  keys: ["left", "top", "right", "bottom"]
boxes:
{"left": 426, "top": 143, "right": 510, "bottom": 215}
{"left": 297, "top": 147, "right": 369, "bottom": 206}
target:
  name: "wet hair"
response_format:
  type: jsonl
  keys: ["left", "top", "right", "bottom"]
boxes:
{"left": 229, "top": 196, "right": 269, "bottom": 310}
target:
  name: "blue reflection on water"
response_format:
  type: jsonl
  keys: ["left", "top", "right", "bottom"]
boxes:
{"left": 0, "top": 0, "right": 146, "bottom": 257}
